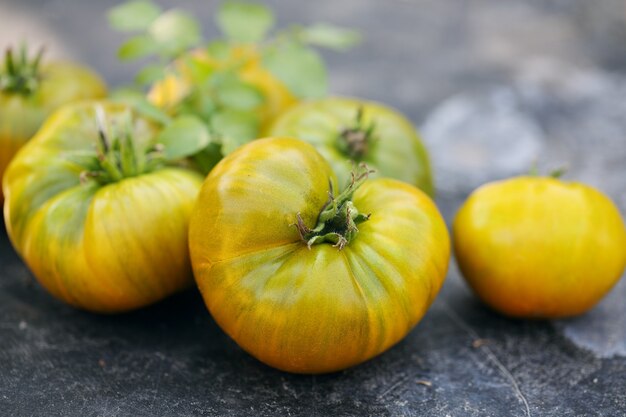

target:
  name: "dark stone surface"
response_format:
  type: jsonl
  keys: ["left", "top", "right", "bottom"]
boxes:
{"left": 1, "top": 1, "right": 626, "bottom": 416}
{"left": 3, "top": 220, "right": 626, "bottom": 417}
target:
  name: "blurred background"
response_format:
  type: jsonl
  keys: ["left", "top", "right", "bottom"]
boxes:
{"left": 2, "top": 0, "right": 626, "bottom": 201}
{"left": 2, "top": 1, "right": 626, "bottom": 415}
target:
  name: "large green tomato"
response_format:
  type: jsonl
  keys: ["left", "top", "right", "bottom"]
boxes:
{"left": 454, "top": 176, "right": 626, "bottom": 318}
{"left": 0, "top": 47, "right": 107, "bottom": 201}
{"left": 268, "top": 97, "right": 434, "bottom": 195}
{"left": 189, "top": 137, "right": 449, "bottom": 373}
{"left": 3, "top": 101, "right": 203, "bottom": 313}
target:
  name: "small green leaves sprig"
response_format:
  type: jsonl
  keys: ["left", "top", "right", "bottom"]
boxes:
{"left": 108, "top": 0, "right": 360, "bottom": 172}
{"left": 109, "top": 0, "right": 200, "bottom": 85}
{"left": 109, "top": 0, "right": 359, "bottom": 94}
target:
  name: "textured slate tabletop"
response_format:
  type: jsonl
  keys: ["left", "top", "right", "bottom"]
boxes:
{"left": 1, "top": 1, "right": 626, "bottom": 416}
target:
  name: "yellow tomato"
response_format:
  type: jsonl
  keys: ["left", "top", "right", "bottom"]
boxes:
{"left": 453, "top": 176, "right": 626, "bottom": 318}
{"left": 189, "top": 137, "right": 450, "bottom": 373}
{"left": 3, "top": 101, "right": 203, "bottom": 313}
{"left": 0, "top": 56, "right": 106, "bottom": 202}
{"left": 148, "top": 46, "right": 297, "bottom": 131}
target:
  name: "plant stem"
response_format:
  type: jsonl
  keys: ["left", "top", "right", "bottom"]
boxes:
{"left": 338, "top": 107, "right": 376, "bottom": 159}
{"left": 80, "top": 106, "right": 165, "bottom": 185}
{"left": 295, "top": 164, "right": 373, "bottom": 250}
{"left": 1, "top": 45, "right": 44, "bottom": 95}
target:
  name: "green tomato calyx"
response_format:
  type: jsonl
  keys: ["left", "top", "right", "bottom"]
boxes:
{"left": 528, "top": 162, "right": 568, "bottom": 179}
{"left": 0, "top": 45, "right": 44, "bottom": 96}
{"left": 549, "top": 167, "right": 567, "bottom": 179}
{"left": 77, "top": 106, "right": 166, "bottom": 185}
{"left": 295, "top": 163, "right": 373, "bottom": 250}
{"left": 338, "top": 107, "right": 376, "bottom": 159}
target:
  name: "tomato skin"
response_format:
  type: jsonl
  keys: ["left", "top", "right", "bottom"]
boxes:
{"left": 3, "top": 101, "right": 203, "bottom": 313}
{"left": 453, "top": 177, "right": 626, "bottom": 318}
{"left": 148, "top": 47, "right": 297, "bottom": 131}
{"left": 189, "top": 137, "right": 449, "bottom": 373}
{"left": 0, "top": 62, "right": 107, "bottom": 201}
{"left": 267, "top": 97, "right": 434, "bottom": 195}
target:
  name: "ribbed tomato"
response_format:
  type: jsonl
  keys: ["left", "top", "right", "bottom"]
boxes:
{"left": 189, "top": 137, "right": 449, "bottom": 373}
{"left": 3, "top": 101, "right": 203, "bottom": 313}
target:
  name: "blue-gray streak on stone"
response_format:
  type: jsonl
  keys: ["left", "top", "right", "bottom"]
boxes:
{"left": 420, "top": 87, "right": 544, "bottom": 194}
{"left": 554, "top": 279, "right": 626, "bottom": 359}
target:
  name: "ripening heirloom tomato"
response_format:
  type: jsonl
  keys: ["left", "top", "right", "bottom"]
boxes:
{"left": 189, "top": 137, "right": 450, "bottom": 373}
{"left": 3, "top": 101, "right": 203, "bottom": 313}
{"left": 453, "top": 176, "right": 626, "bottom": 318}
{"left": 268, "top": 97, "right": 434, "bottom": 196}
{"left": 0, "top": 46, "right": 106, "bottom": 201}
{"left": 148, "top": 46, "right": 297, "bottom": 131}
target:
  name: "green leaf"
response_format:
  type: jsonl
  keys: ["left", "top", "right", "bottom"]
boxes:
{"left": 180, "top": 54, "right": 215, "bottom": 84}
{"left": 117, "top": 35, "right": 158, "bottom": 61}
{"left": 206, "top": 40, "right": 231, "bottom": 61}
{"left": 131, "top": 99, "right": 172, "bottom": 126}
{"left": 215, "top": 79, "right": 265, "bottom": 110}
{"left": 301, "top": 24, "right": 361, "bottom": 51}
{"left": 108, "top": 0, "right": 162, "bottom": 32}
{"left": 109, "top": 86, "right": 143, "bottom": 99}
{"left": 157, "top": 115, "right": 211, "bottom": 160}
{"left": 262, "top": 42, "right": 328, "bottom": 98}
{"left": 110, "top": 89, "right": 172, "bottom": 125}
{"left": 135, "top": 64, "right": 165, "bottom": 85}
{"left": 208, "top": 70, "right": 238, "bottom": 89}
{"left": 149, "top": 10, "right": 201, "bottom": 58}
{"left": 217, "top": 1, "right": 274, "bottom": 43}
{"left": 192, "top": 143, "right": 223, "bottom": 174}
{"left": 177, "top": 91, "right": 217, "bottom": 121}
{"left": 212, "top": 109, "right": 259, "bottom": 154}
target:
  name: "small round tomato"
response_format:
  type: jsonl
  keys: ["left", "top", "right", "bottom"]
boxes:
{"left": 267, "top": 97, "right": 434, "bottom": 195}
{"left": 0, "top": 46, "right": 106, "bottom": 201}
{"left": 189, "top": 137, "right": 449, "bottom": 373}
{"left": 148, "top": 46, "right": 297, "bottom": 131}
{"left": 3, "top": 101, "right": 203, "bottom": 313}
{"left": 453, "top": 176, "right": 626, "bottom": 318}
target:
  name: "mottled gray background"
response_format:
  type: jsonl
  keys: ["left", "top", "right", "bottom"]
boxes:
{"left": 1, "top": 1, "right": 626, "bottom": 416}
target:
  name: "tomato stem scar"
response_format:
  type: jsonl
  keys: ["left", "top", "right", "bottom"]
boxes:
{"left": 295, "top": 163, "right": 373, "bottom": 250}
{"left": 338, "top": 106, "right": 377, "bottom": 159}
{"left": 74, "top": 106, "right": 167, "bottom": 185}
{"left": 0, "top": 44, "right": 45, "bottom": 95}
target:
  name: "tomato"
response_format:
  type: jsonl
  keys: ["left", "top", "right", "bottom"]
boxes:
{"left": 453, "top": 176, "right": 626, "bottom": 318}
{"left": 3, "top": 101, "right": 203, "bottom": 313}
{"left": 189, "top": 137, "right": 449, "bottom": 373}
{"left": 148, "top": 46, "right": 297, "bottom": 132}
{"left": 267, "top": 97, "right": 434, "bottom": 195}
{"left": 0, "top": 47, "right": 106, "bottom": 201}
